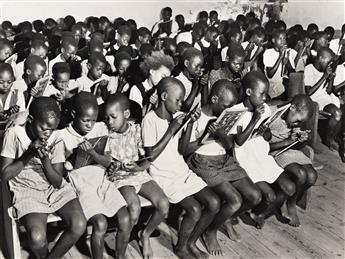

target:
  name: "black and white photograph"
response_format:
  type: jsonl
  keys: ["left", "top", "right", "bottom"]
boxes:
{"left": 0, "top": 0, "right": 344, "bottom": 258}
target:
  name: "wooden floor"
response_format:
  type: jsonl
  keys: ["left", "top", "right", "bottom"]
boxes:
{"left": 1, "top": 136, "right": 345, "bottom": 259}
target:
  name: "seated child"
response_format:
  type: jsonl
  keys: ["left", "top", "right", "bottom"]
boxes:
{"left": 103, "top": 93, "right": 169, "bottom": 258}
{"left": 57, "top": 92, "right": 130, "bottom": 259}
{"left": 112, "top": 51, "right": 132, "bottom": 94}
{"left": 182, "top": 79, "right": 261, "bottom": 249}
{"left": 131, "top": 27, "right": 152, "bottom": 58}
{"left": 76, "top": 52, "right": 116, "bottom": 104}
{"left": 15, "top": 39, "right": 49, "bottom": 79}
{"left": 129, "top": 51, "right": 174, "bottom": 115}
{"left": 0, "top": 38, "right": 14, "bottom": 63}
{"left": 304, "top": 47, "right": 342, "bottom": 147}
{"left": 175, "top": 47, "right": 207, "bottom": 111}
{"left": 220, "top": 24, "right": 242, "bottom": 63}
{"left": 210, "top": 43, "right": 246, "bottom": 101}
{"left": 48, "top": 36, "right": 80, "bottom": 75}
{"left": 151, "top": 7, "right": 179, "bottom": 39}
{"left": 263, "top": 30, "right": 295, "bottom": 99}
{"left": 268, "top": 94, "right": 318, "bottom": 227}
{"left": 310, "top": 31, "right": 329, "bottom": 58}
{"left": 142, "top": 77, "right": 221, "bottom": 259}
{"left": 0, "top": 63, "right": 25, "bottom": 124}
{"left": 12, "top": 55, "right": 47, "bottom": 105}
{"left": 0, "top": 97, "right": 86, "bottom": 259}
{"left": 108, "top": 25, "right": 132, "bottom": 55}
{"left": 287, "top": 31, "right": 312, "bottom": 72}
{"left": 228, "top": 71, "right": 296, "bottom": 228}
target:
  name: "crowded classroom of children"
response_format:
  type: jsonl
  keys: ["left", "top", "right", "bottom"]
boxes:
{"left": 0, "top": 1, "right": 344, "bottom": 259}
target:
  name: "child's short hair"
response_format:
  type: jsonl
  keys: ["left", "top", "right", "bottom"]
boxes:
{"left": 61, "top": 36, "right": 77, "bottom": 50}
{"left": 307, "top": 23, "right": 318, "bottom": 33}
{"left": 140, "top": 51, "right": 174, "bottom": 76}
{"left": 136, "top": 27, "right": 151, "bottom": 38}
{"left": 0, "top": 63, "right": 14, "bottom": 78}
{"left": 157, "top": 77, "right": 185, "bottom": 98}
{"left": 227, "top": 43, "right": 245, "bottom": 60}
{"left": 29, "top": 97, "right": 61, "bottom": 122}
{"left": 209, "top": 10, "right": 218, "bottom": 17}
{"left": 206, "top": 26, "right": 219, "bottom": 36}
{"left": 89, "top": 38, "right": 104, "bottom": 52}
{"left": 106, "top": 93, "right": 130, "bottom": 111}
{"left": 115, "top": 51, "right": 132, "bottom": 67}
{"left": 44, "top": 18, "right": 57, "bottom": 29}
{"left": 33, "top": 20, "right": 44, "bottom": 33}
{"left": 181, "top": 47, "right": 203, "bottom": 62}
{"left": 0, "top": 38, "right": 13, "bottom": 51}
{"left": 31, "top": 39, "right": 48, "bottom": 51}
{"left": 176, "top": 42, "right": 192, "bottom": 56}
{"left": 73, "top": 92, "right": 98, "bottom": 116}
{"left": 252, "top": 26, "right": 265, "bottom": 39}
{"left": 324, "top": 26, "right": 335, "bottom": 39}
{"left": 242, "top": 71, "right": 269, "bottom": 91}
{"left": 88, "top": 51, "right": 107, "bottom": 65}
{"left": 162, "top": 7, "right": 172, "bottom": 15}
{"left": 118, "top": 25, "right": 132, "bottom": 37}
{"left": 52, "top": 62, "right": 70, "bottom": 77}
{"left": 313, "top": 31, "right": 328, "bottom": 41}
{"left": 226, "top": 23, "right": 242, "bottom": 40}
{"left": 272, "top": 29, "right": 286, "bottom": 39}
{"left": 291, "top": 94, "right": 314, "bottom": 118}
{"left": 210, "top": 79, "right": 238, "bottom": 101}
{"left": 1, "top": 21, "right": 13, "bottom": 31}
{"left": 24, "top": 55, "right": 46, "bottom": 72}
{"left": 139, "top": 43, "right": 154, "bottom": 56}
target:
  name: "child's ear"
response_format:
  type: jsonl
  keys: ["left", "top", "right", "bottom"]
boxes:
{"left": 290, "top": 104, "right": 296, "bottom": 112}
{"left": 30, "top": 48, "right": 35, "bottom": 54}
{"left": 61, "top": 47, "right": 65, "bottom": 53}
{"left": 27, "top": 114, "right": 33, "bottom": 123}
{"left": 87, "top": 62, "right": 92, "bottom": 70}
{"left": 245, "top": 88, "right": 252, "bottom": 96}
{"left": 183, "top": 59, "right": 190, "bottom": 68}
{"left": 124, "top": 109, "right": 130, "bottom": 119}
{"left": 71, "top": 109, "right": 76, "bottom": 119}
{"left": 161, "top": 91, "right": 168, "bottom": 101}
{"left": 211, "top": 95, "right": 218, "bottom": 104}
{"left": 26, "top": 69, "right": 32, "bottom": 75}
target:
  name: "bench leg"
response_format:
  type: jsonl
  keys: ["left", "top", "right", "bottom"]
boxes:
{"left": 11, "top": 219, "right": 21, "bottom": 259}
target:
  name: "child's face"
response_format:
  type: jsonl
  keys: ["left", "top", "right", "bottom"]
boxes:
{"left": 0, "top": 46, "right": 12, "bottom": 62}
{"left": 247, "top": 80, "right": 268, "bottom": 107}
{"left": 228, "top": 55, "right": 244, "bottom": 74}
{"left": 185, "top": 56, "right": 204, "bottom": 77}
{"left": 53, "top": 72, "right": 70, "bottom": 91}
{"left": 27, "top": 64, "right": 46, "bottom": 82}
{"left": 212, "top": 91, "right": 236, "bottom": 117}
{"left": 162, "top": 10, "right": 171, "bottom": 21}
{"left": 273, "top": 33, "right": 286, "bottom": 49}
{"left": 73, "top": 107, "right": 98, "bottom": 136}
{"left": 286, "top": 107, "right": 308, "bottom": 128}
{"left": 118, "top": 34, "right": 130, "bottom": 47}
{"left": 117, "top": 59, "right": 131, "bottom": 76}
{"left": 88, "top": 60, "right": 106, "bottom": 80}
{"left": 252, "top": 35, "right": 265, "bottom": 46}
{"left": 210, "top": 14, "right": 218, "bottom": 23}
{"left": 31, "top": 115, "right": 59, "bottom": 142}
{"left": 318, "top": 53, "right": 332, "bottom": 71}
{"left": 73, "top": 29, "right": 83, "bottom": 43}
{"left": 231, "top": 33, "right": 242, "bottom": 44}
{"left": 205, "top": 31, "right": 218, "bottom": 43}
{"left": 316, "top": 36, "right": 329, "bottom": 49}
{"left": 163, "top": 86, "right": 185, "bottom": 114}
{"left": 105, "top": 102, "right": 128, "bottom": 132}
{"left": 62, "top": 44, "right": 77, "bottom": 59}
{"left": 0, "top": 70, "right": 14, "bottom": 94}
{"left": 139, "top": 34, "right": 151, "bottom": 44}
{"left": 31, "top": 47, "right": 48, "bottom": 60}
{"left": 150, "top": 65, "right": 171, "bottom": 85}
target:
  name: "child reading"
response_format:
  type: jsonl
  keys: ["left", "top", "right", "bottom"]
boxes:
{"left": 142, "top": 77, "right": 221, "bottom": 259}
{"left": 268, "top": 94, "right": 318, "bottom": 227}
{"left": 304, "top": 47, "right": 342, "bottom": 148}
{"left": 242, "top": 26, "right": 265, "bottom": 72}
{"left": 0, "top": 38, "right": 14, "bottom": 63}
{"left": 104, "top": 93, "right": 170, "bottom": 259}
{"left": 182, "top": 79, "right": 262, "bottom": 251}
{"left": 57, "top": 92, "right": 130, "bottom": 259}
{"left": 0, "top": 97, "right": 86, "bottom": 259}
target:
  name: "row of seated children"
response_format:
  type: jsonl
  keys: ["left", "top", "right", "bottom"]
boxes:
{"left": 0, "top": 8, "right": 343, "bottom": 259}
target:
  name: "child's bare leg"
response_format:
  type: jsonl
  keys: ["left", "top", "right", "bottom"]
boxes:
{"left": 323, "top": 104, "right": 342, "bottom": 149}
{"left": 119, "top": 186, "right": 141, "bottom": 226}
{"left": 115, "top": 206, "right": 132, "bottom": 259}
{"left": 284, "top": 163, "right": 307, "bottom": 227}
{"left": 89, "top": 214, "right": 108, "bottom": 259}
{"left": 188, "top": 187, "right": 220, "bottom": 259}
{"left": 175, "top": 196, "right": 203, "bottom": 259}
{"left": 250, "top": 182, "right": 277, "bottom": 229}
{"left": 21, "top": 213, "right": 49, "bottom": 259}
{"left": 48, "top": 199, "right": 87, "bottom": 259}
{"left": 203, "top": 182, "right": 242, "bottom": 255}
{"left": 138, "top": 181, "right": 170, "bottom": 259}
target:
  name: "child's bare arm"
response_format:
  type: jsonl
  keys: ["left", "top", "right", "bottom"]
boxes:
{"left": 182, "top": 78, "right": 200, "bottom": 112}
{"left": 306, "top": 65, "right": 332, "bottom": 95}
{"left": 179, "top": 108, "right": 201, "bottom": 156}
{"left": 145, "top": 114, "right": 185, "bottom": 161}
{"left": 270, "top": 138, "right": 296, "bottom": 152}
{"left": 79, "top": 141, "right": 112, "bottom": 168}
{"left": 266, "top": 47, "right": 285, "bottom": 78}
{"left": 0, "top": 150, "right": 34, "bottom": 181}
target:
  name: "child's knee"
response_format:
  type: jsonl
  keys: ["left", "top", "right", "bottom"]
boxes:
{"left": 118, "top": 211, "right": 132, "bottom": 232}
{"left": 263, "top": 189, "right": 276, "bottom": 204}
{"left": 92, "top": 215, "right": 108, "bottom": 236}
{"left": 306, "top": 166, "right": 318, "bottom": 186}
{"left": 205, "top": 193, "right": 221, "bottom": 214}
{"left": 247, "top": 188, "right": 262, "bottom": 207}
{"left": 294, "top": 166, "right": 308, "bottom": 185}
{"left": 69, "top": 214, "right": 87, "bottom": 237}
{"left": 28, "top": 228, "right": 47, "bottom": 248}
{"left": 281, "top": 181, "right": 296, "bottom": 197}
{"left": 187, "top": 202, "right": 202, "bottom": 221}
{"left": 227, "top": 193, "right": 242, "bottom": 213}
{"left": 129, "top": 201, "right": 142, "bottom": 223}
{"left": 157, "top": 197, "right": 170, "bottom": 218}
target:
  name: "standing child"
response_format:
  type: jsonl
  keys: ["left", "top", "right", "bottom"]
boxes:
{"left": 0, "top": 97, "right": 87, "bottom": 259}
{"left": 104, "top": 93, "right": 170, "bottom": 259}
{"left": 142, "top": 77, "right": 221, "bottom": 259}
{"left": 57, "top": 92, "right": 131, "bottom": 259}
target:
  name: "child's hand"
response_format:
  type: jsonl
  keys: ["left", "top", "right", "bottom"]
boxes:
{"left": 279, "top": 45, "right": 287, "bottom": 57}
{"left": 324, "top": 64, "right": 333, "bottom": 77}
{"left": 36, "top": 146, "right": 50, "bottom": 160}
{"left": 207, "top": 122, "right": 220, "bottom": 135}
{"left": 246, "top": 42, "right": 255, "bottom": 51}
{"left": 168, "top": 114, "right": 186, "bottom": 134}
{"left": 122, "top": 160, "right": 150, "bottom": 172}
{"left": 30, "top": 139, "right": 49, "bottom": 159}
{"left": 54, "top": 91, "right": 65, "bottom": 101}
{"left": 6, "top": 105, "right": 20, "bottom": 116}
{"left": 0, "top": 112, "right": 8, "bottom": 120}
{"left": 199, "top": 73, "right": 209, "bottom": 85}
{"left": 149, "top": 93, "right": 158, "bottom": 105}
{"left": 99, "top": 79, "right": 109, "bottom": 87}
{"left": 291, "top": 129, "right": 310, "bottom": 142}
{"left": 79, "top": 140, "right": 94, "bottom": 154}
{"left": 189, "top": 107, "right": 201, "bottom": 123}
{"left": 30, "top": 87, "right": 40, "bottom": 97}
{"left": 253, "top": 105, "right": 265, "bottom": 122}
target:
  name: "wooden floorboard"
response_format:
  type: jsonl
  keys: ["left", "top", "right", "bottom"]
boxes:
{"left": 6, "top": 138, "right": 344, "bottom": 259}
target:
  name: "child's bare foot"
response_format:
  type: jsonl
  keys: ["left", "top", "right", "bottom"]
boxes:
{"left": 201, "top": 231, "right": 223, "bottom": 256}
{"left": 248, "top": 212, "right": 266, "bottom": 229}
{"left": 222, "top": 219, "right": 241, "bottom": 241}
{"left": 286, "top": 202, "right": 301, "bottom": 227}
{"left": 173, "top": 245, "right": 195, "bottom": 259}
{"left": 139, "top": 230, "right": 153, "bottom": 259}
{"left": 189, "top": 242, "right": 209, "bottom": 259}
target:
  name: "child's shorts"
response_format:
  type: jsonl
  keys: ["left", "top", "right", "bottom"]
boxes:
{"left": 272, "top": 149, "right": 312, "bottom": 168}
{"left": 151, "top": 171, "right": 207, "bottom": 204}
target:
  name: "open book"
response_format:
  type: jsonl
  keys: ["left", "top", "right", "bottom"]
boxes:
{"left": 26, "top": 76, "right": 51, "bottom": 107}
{"left": 5, "top": 53, "right": 18, "bottom": 64}
{"left": 68, "top": 136, "right": 108, "bottom": 170}
{"left": 201, "top": 106, "right": 247, "bottom": 144}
